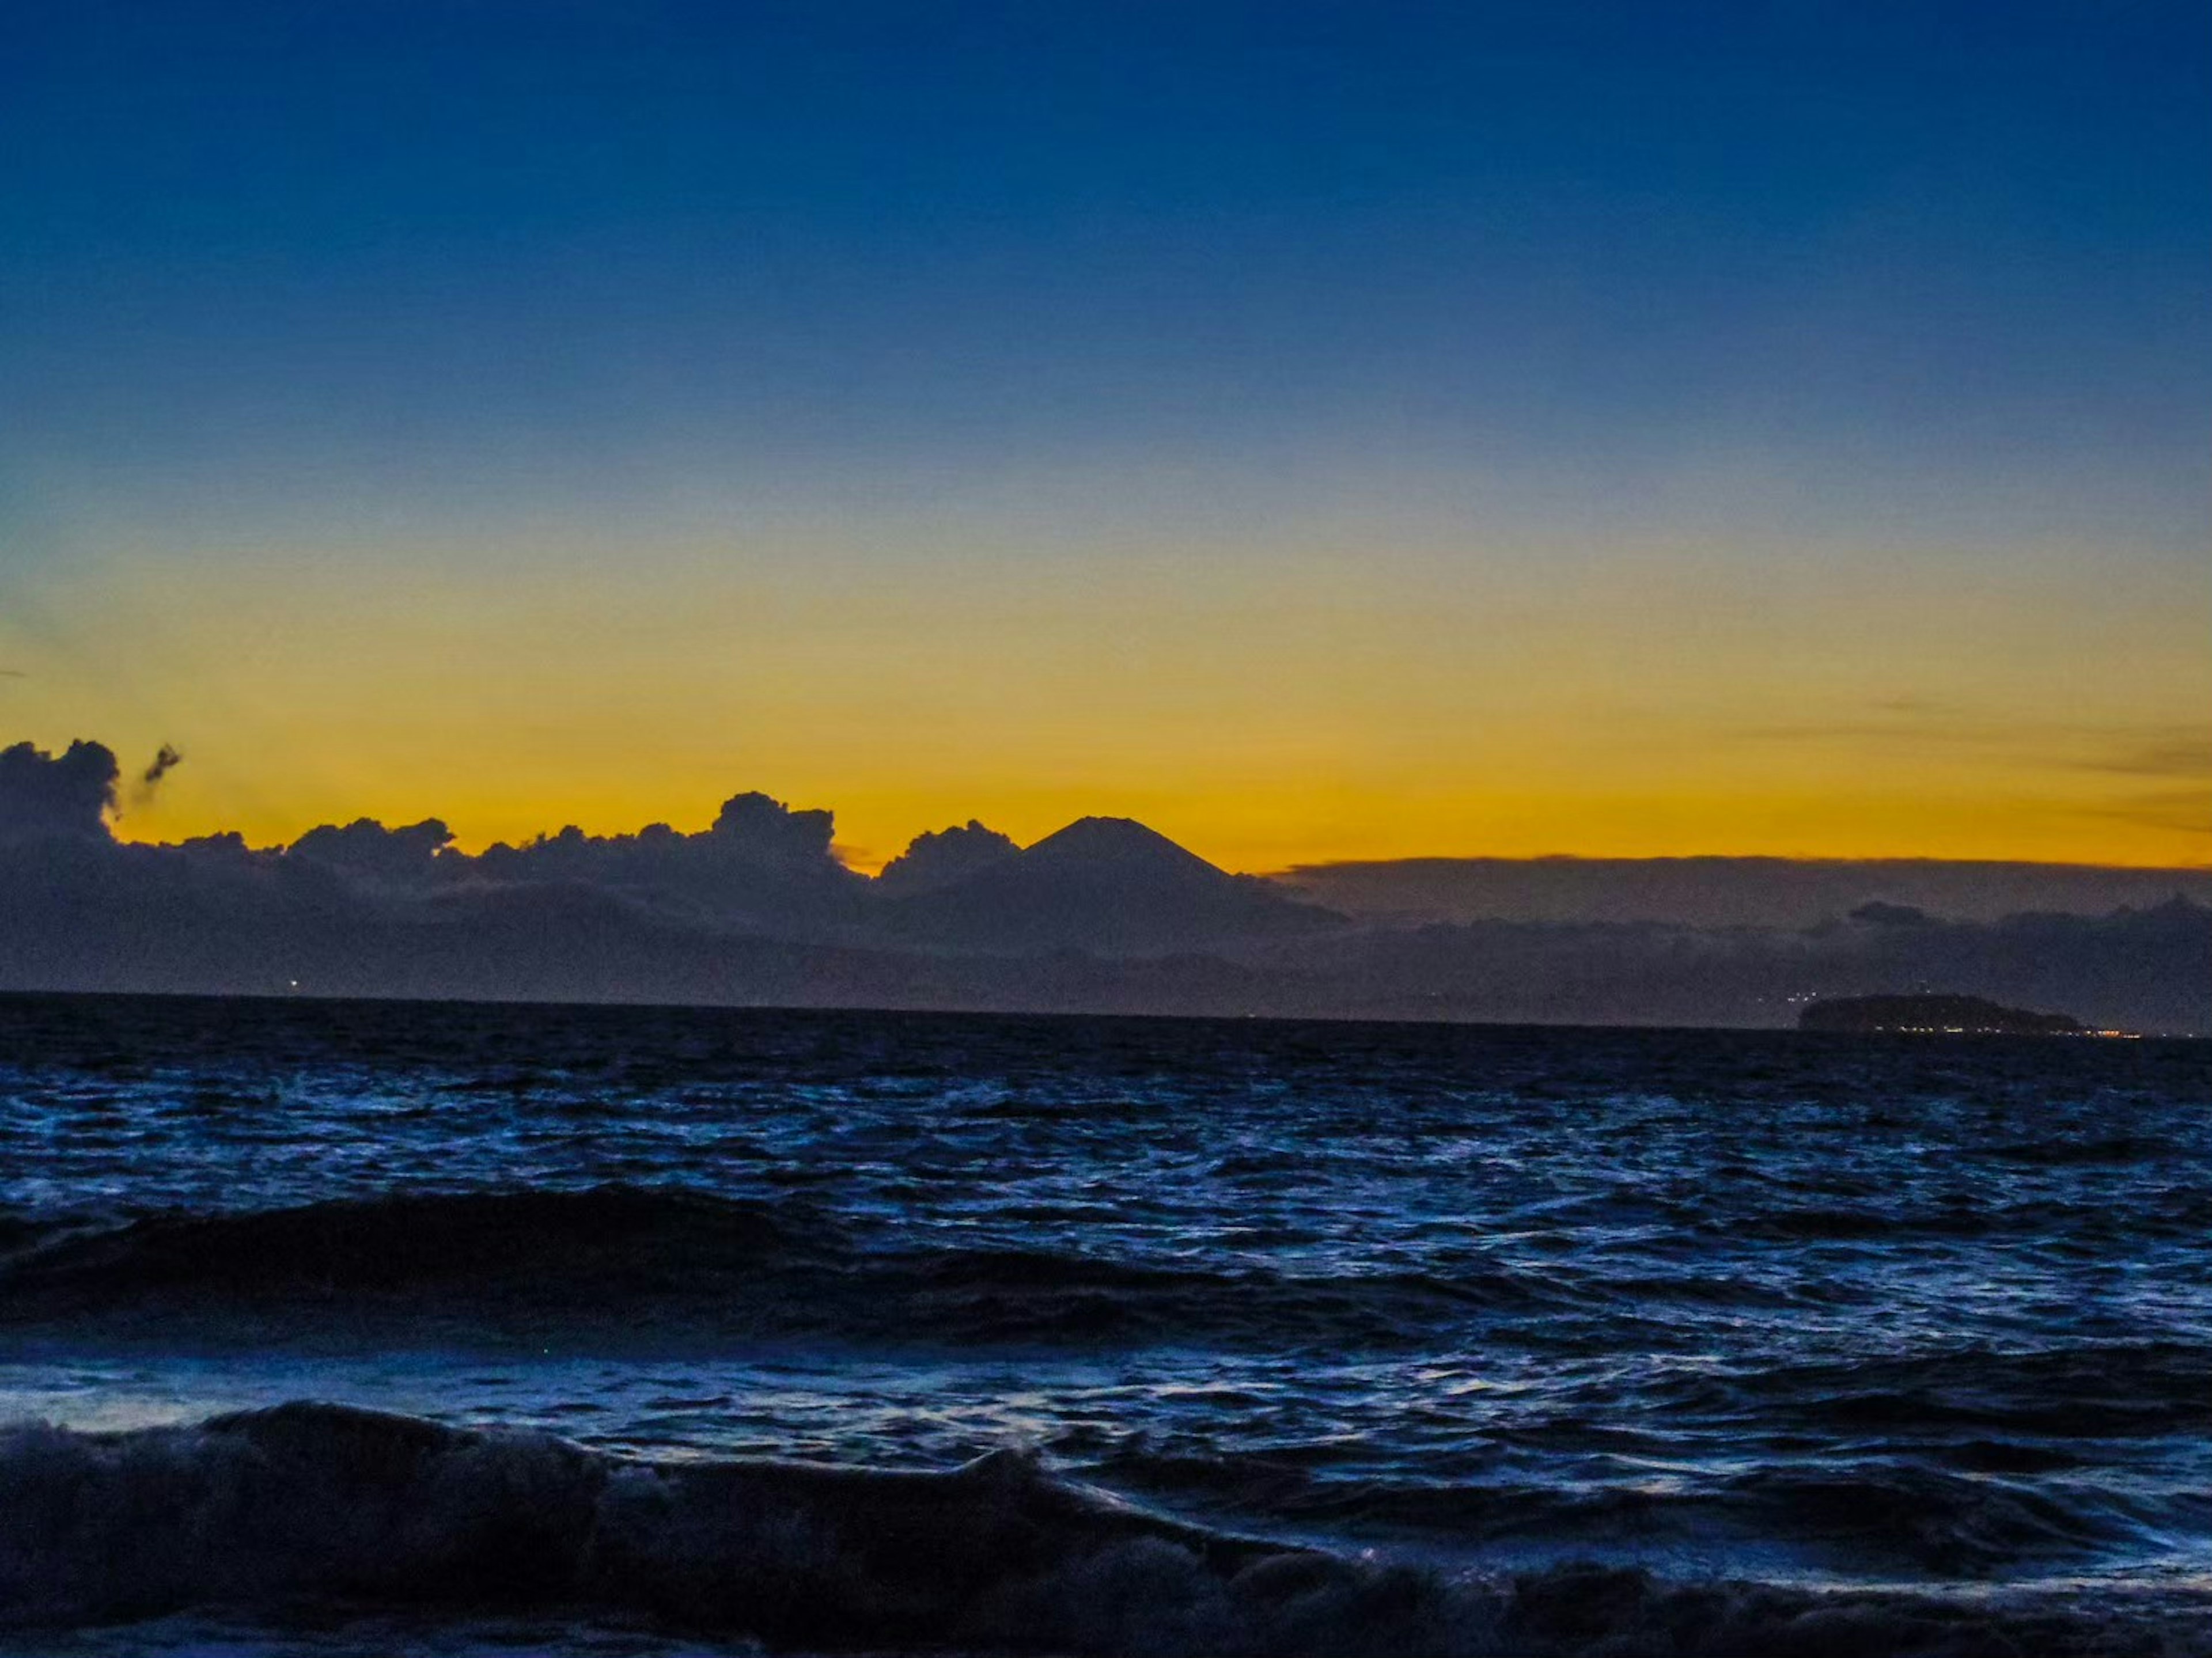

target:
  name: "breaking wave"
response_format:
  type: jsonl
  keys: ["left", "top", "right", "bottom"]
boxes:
{"left": 1096, "top": 1445, "right": 2209, "bottom": 1577}
{"left": 4, "top": 1403, "right": 2202, "bottom": 1656}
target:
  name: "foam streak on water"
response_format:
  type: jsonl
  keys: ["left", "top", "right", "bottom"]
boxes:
{"left": 2, "top": 993, "right": 2209, "bottom": 1655}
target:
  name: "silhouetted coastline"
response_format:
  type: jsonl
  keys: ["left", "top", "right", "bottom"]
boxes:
{"left": 1799, "top": 993, "right": 2089, "bottom": 1036}
{"left": 3, "top": 739, "right": 2209, "bottom": 1034}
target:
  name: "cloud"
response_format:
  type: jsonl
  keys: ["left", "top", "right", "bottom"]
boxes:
{"left": 141, "top": 744, "right": 184, "bottom": 789}
{"left": 2070, "top": 735, "right": 2212, "bottom": 780}
{"left": 1738, "top": 721, "right": 1991, "bottom": 745}
{"left": 706, "top": 791, "right": 841, "bottom": 871}
{"left": 1735, "top": 707, "right": 2212, "bottom": 778}
{"left": 289, "top": 818, "right": 457, "bottom": 880}
{"left": 1276, "top": 854, "right": 2212, "bottom": 928}
{"left": 1724, "top": 710, "right": 2212, "bottom": 848}
{"left": 1849, "top": 901, "right": 1931, "bottom": 927}
{"left": 0, "top": 733, "right": 2206, "bottom": 1031}
{"left": 0, "top": 740, "right": 119, "bottom": 841}
{"left": 462, "top": 790, "right": 862, "bottom": 931}
{"left": 126, "top": 743, "right": 185, "bottom": 811}
{"left": 874, "top": 821, "right": 1020, "bottom": 897}
{"left": 1275, "top": 900, "right": 2212, "bottom": 1034}
{"left": 2078, "top": 787, "right": 2212, "bottom": 838}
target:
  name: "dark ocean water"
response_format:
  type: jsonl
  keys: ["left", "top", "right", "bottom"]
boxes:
{"left": 2, "top": 993, "right": 2209, "bottom": 1656}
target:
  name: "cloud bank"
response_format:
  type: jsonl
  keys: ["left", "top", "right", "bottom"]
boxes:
{"left": 1, "top": 738, "right": 2205, "bottom": 1033}
{"left": 1279, "top": 855, "right": 2212, "bottom": 929}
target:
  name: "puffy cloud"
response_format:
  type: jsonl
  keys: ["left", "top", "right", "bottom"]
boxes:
{"left": 706, "top": 792, "right": 841, "bottom": 872}
{"left": 459, "top": 791, "right": 862, "bottom": 934}
{"left": 1, "top": 734, "right": 2206, "bottom": 1032}
{"left": 0, "top": 740, "right": 119, "bottom": 842}
{"left": 874, "top": 821, "right": 1020, "bottom": 896}
{"left": 289, "top": 818, "right": 457, "bottom": 880}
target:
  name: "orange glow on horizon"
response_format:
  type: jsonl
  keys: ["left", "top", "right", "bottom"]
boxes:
{"left": 17, "top": 523, "right": 2211, "bottom": 877}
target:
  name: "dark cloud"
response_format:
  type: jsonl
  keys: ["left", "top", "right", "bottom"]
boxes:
{"left": 0, "top": 740, "right": 119, "bottom": 841}
{"left": 707, "top": 792, "right": 841, "bottom": 871}
{"left": 0, "top": 735, "right": 2206, "bottom": 1033}
{"left": 1280, "top": 855, "right": 2212, "bottom": 928}
{"left": 465, "top": 791, "right": 863, "bottom": 933}
{"left": 141, "top": 744, "right": 184, "bottom": 790}
{"left": 289, "top": 818, "right": 457, "bottom": 881}
{"left": 874, "top": 821, "right": 1020, "bottom": 897}
{"left": 1273, "top": 900, "right": 2212, "bottom": 1034}
{"left": 126, "top": 743, "right": 185, "bottom": 811}
{"left": 1849, "top": 901, "right": 1931, "bottom": 927}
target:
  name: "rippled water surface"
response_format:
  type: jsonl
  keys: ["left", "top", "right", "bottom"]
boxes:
{"left": 2, "top": 993, "right": 2209, "bottom": 1654}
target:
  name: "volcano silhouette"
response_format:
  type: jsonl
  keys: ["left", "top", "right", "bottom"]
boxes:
{"left": 880, "top": 817, "right": 1342, "bottom": 957}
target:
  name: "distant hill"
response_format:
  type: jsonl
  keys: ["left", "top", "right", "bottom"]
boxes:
{"left": 1278, "top": 856, "right": 2212, "bottom": 928}
{"left": 2, "top": 738, "right": 2206, "bottom": 1027}
{"left": 879, "top": 816, "right": 1344, "bottom": 957}
{"left": 1799, "top": 994, "right": 2085, "bottom": 1036}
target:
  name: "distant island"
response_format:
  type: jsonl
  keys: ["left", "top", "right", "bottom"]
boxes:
{"left": 1799, "top": 994, "right": 2097, "bottom": 1036}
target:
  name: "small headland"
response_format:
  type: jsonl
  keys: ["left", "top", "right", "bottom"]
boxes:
{"left": 1799, "top": 993, "right": 2137, "bottom": 1037}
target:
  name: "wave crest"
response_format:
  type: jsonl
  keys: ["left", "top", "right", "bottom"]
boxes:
{"left": 2, "top": 1404, "right": 2200, "bottom": 1655}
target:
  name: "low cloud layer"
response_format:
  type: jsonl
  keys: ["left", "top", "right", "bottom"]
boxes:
{"left": 1279, "top": 855, "right": 2212, "bottom": 929}
{"left": 1, "top": 737, "right": 2205, "bottom": 1033}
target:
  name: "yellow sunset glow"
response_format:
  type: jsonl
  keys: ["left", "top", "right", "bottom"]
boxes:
{"left": 8, "top": 514, "right": 2203, "bottom": 874}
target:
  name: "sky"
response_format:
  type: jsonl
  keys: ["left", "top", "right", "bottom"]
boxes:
{"left": 2, "top": 0, "right": 2206, "bottom": 872}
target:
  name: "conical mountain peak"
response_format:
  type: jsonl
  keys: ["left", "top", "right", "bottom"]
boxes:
{"left": 878, "top": 814, "right": 1340, "bottom": 957}
{"left": 1020, "top": 817, "right": 1225, "bottom": 877}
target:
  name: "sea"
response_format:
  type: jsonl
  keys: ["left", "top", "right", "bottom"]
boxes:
{"left": 2, "top": 992, "right": 2209, "bottom": 1656}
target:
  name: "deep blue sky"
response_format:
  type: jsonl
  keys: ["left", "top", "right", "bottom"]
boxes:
{"left": 10, "top": 2, "right": 2206, "bottom": 498}
{"left": 2, "top": 1, "right": 2207, "bottom": 866}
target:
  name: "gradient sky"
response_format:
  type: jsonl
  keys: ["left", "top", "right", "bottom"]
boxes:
{"left": 3, "top": 1, "right": 2206, "bottom": 871}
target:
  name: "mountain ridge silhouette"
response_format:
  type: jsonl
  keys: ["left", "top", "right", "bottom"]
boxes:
{"left": 881, "top": 814, "right": 1344, "bottom": 957}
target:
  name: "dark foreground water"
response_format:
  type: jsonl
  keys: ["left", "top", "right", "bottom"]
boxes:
{"left": 2, "top": 993, "right": 2209, "bottom": 1656}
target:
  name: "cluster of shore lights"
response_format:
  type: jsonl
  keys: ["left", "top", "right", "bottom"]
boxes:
{"left": 1885, "top": 1025, "right": 2142, "bottom": 1039}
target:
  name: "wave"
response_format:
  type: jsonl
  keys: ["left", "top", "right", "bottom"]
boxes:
{"left": 0, "top": 1185, "right": 805, "bottom": 1296}
{"left": 9, "top": 1187, "right": 2212, "bottom": 1382}
{"left": 1097, "top": 1445, "right": 2196, "bottom": 1577}
{"left": 1636, "top": 1341, "right": 2212, "bottom": 1440}
{"left": 3, "top": 1403, "right": 2202, "bottom": 1655}
{"left": 0, "top": 1186, "right": 1552, "bottom": 1349}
